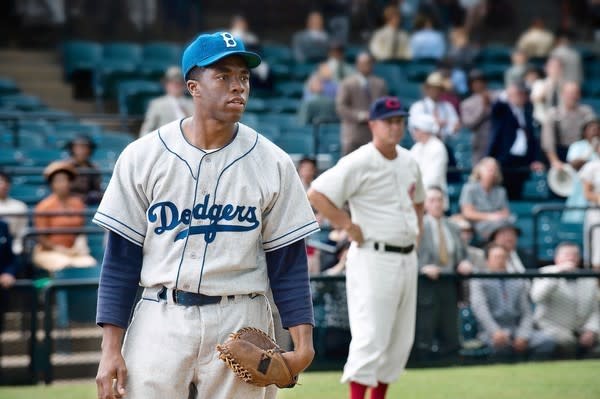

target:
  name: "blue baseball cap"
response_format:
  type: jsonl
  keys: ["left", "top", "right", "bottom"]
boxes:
{"left": 181, "top": 31, "right": 262, "bottom": 79}
{"left": 369, "top": 96, "right": 409, "bottom": 120}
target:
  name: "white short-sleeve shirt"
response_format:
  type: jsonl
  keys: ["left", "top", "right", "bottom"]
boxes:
{"left": 311, "top": 143, "right": 425, "bottom": 247}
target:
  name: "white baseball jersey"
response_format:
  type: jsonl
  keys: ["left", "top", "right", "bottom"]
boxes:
{"left": 310, "top": 143, "right": 425, "bottom": 247}
{"left": 93, "top": 119, "right": 319, "bottom": 295}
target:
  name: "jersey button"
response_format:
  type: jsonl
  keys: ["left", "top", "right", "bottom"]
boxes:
{"left": 206, "top": 158, "right": 211, "bottom": 163}
{"left": 190, "top": 252, "right": 197, "bottom": 259}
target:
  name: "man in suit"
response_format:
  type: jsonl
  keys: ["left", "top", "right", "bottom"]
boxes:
{"left": 470, "top": 244, "right": 555, "bottom": 358}
{"left": 531, "top": 242, "right": 599, "bottom": 356}
{"left": 139, "top": 66, "right": 194, "bottom": 136}
{"left": 336, "top": 52, "right": 387, "bottom": 155}
{"left": 489, "top": 222, "right": 534, "bottom": 272}
{"left": 487, "top": 82, "right": 544, "bottom": 200}
{"left": 415, "top": 186, "right": 473, "bottom": 360}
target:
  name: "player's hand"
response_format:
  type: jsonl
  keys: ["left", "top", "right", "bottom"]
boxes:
{"left": 513, "top": 337, "right": 529, "bottom": 353}
{"left": 551, "top": 159, "right": 564, "bottom": 171}
{"left": 421, "top": 265, "right": 441, "bottom": 280}
{"left": 281, "top": 346, "right": 315, "bottom": 376}
{"left": 579, "top": 331, "right": 597, "bottom": 348}
{"left": 96, "top": 347, "right": 127, "bottom": 399}
{"left": 492, "top": 330, "right": 510, "bottom": 348}
{"left": 0, "top": 273, "right": 16, "bottom": 289}
{"left": 344, "top": 223, "right": 364, "bottom": 246}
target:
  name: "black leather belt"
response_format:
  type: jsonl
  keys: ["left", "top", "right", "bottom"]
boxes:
{"left": 158, "top": 287, "right": 235, "bottom": 307}
{"left": 373, "top": 242, "right": 414, "bottom": 254}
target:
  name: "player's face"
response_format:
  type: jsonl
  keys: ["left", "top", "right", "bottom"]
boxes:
{"left": 189, "top": 56, "right": 250, "bottom": 123}
{"left": 369, "top": 116, "right": 405, "bottom": 147}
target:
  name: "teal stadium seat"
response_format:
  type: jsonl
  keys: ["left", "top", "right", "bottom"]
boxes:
{"left": 261, "top": 44, "right": 293, "bottom": 64}
{"left": 244, "top": 98, "right": 267, "bottom": 113}
{"left": 274, "top": 135, "right": 314, "bottom": 155}
{"left": 291, "top": 63, "right": 318, "bottom": 81}
{"left": 584, "top": 98, "right": 600, "bottom": 114}
{"left": 0, "top": 94, "right": 45, "bottom": 111}
{"left": 10, "top": 184, "right": 49, "bottom": 205}
{"left": 18, "top": 148, "right": 66, "bottom": 167}
{"left": 0, "top": 148, "right": 22, "bottom": 166}
{"left": 94, "top": 59, "right": 139, "bottom": 100}
{"left": 582, "top": 79, "right": 600, "bottom": 98}
{"left": 96, "top": 131, "right": 134, "bottom": 152}
{"left": 62, "top": 40, "right": 102, "bottom": 80}
{"left": 263, "top": 97, "right": 301, "bottom": 114}
{"left": 373, "top": 62, "right": 405, "bottom": 95}
{"left": 54, "top": 265, "right": 101, "bottom": 325}
{"left": 477, "top": 44, "right": 511, "bottom": 64}
{"left": 0, "top": 78, "right": 19, "bottom": 95}
{"left": 117, "top": 80, "right": 164, "bottom": 116}
{"left": 140, "top": 42, "right": 182, "bottom": 80}
{"left": 274, "top": 81, "right": 305, "bottom": 99}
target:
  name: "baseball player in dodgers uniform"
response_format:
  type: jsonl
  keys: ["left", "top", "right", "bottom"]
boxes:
{"left": 308, "top": 96, "right": 424, "bottom": 399}
{"left": 93, "top": 32, "right": 319, "bottom": 399}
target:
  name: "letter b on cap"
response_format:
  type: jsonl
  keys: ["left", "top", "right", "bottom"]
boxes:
{"left": 221, "top": 32, "right": 237, "bottom": 48}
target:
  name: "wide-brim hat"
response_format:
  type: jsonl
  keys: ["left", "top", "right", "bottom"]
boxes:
{"left": 43, "top": 161, "right": 78, "bottom": 182}
{"left": 182, "top": 31, "right": 261, "bottom": 79}
{"left": 547, "top": 164, "right": 577, "bottom": 197}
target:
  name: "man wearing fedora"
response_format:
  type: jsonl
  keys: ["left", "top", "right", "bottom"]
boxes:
{"left": 139, "top": 66, "right": 194, "bottom": 136}
{"left": 488, "top": 221, "right": 535, "bottom": 272}
{"left": 409, "top": 71, "right": 460, "bottom": 139}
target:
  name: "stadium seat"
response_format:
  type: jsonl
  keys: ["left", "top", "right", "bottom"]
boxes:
{"left": 269, "top": 63, "right": 292, "bottom": 81}
{"left": 17, "top": 129, "right": 47, "bottom": 148}
{"left": 18, "top": 148, "right": 66, "bottom": 167}
{"left": 373, "top": 62, "right": 405, "bottom": 94}
{"left": 583, "top": 98, "right": 600, "bottom": 114}
{"left": 263, "top": 97, "right": 301, "bottom": 114}
{"left": 94, "top": 59, "right": 139, "bottom": 100}
{"left": 274, "top": 81, "right": 305, "bottom": 99}
{"left": 259, "top": 113, "right": 302, "bottom": 130}
{"left": 479, "top": 63, "right": 507, "bottom": 83}
{"left": 0, "top": 148, "right": 22, "bottom": 166}
{"left": 61, "top": 40, "right": 103, "bottom": 79}
{"left": 274, "top": 135, "right": 314, "bottom": 155}
{"left": 244, "top": 98, "right": 267, "bottom": 113}
{"left": 9, "top": 184, "right": 49, "bottom": 204}
{"left": 54, "top": 265, "right": 101, "bottom": 325}
{"left": 0, "top": 94, "right": 45, "bottom": 111}
{"left": 96, "top": 131, "right": 134, "bottom": 151}
{"left": 291, "top": 63, "right": 318, "bottom": 81}
{"left": 0, "top": 78, "right": 19, "bottom": 95}
{"left": 396, "top": 81, "right": 422, "bottom": 103}
{"left": 117, "top": 80, "right": 164, "bottom": 116}
{"left": 142, "top": 42, "right": 181, "bottom": 64}
{"left": 582, "top": 79, "right": 600, "bottom": 97}
{"left": 476, "top": 44, "right": 511, "bottom": 64}
{"left": 102, "top": 42, "right": 143, "bottom": 63}
{"left": 260, "top": 44, "right": 293, "bottom": 64}
{"left": 256, "top": 124, "right": 280, "bottom": 141}
{"left": 53, "top": 121, "right": 102, "bottom": 137}
{"left": 405, "top": 63, "right": 436, "bottom": 82}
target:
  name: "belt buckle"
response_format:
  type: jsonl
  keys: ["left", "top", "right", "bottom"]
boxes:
{"left": 374, "top": 242, "right": 385, "bottom": 253}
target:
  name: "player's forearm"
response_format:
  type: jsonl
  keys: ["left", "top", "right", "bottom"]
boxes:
{"left": 287, "top": 323, "right": 315, "bottom": 371}
{"left": 101, "top": 324, "right": 125, "bottom": 352}
{"left": 307, "top": 189, "right": 351, "bottom": 229}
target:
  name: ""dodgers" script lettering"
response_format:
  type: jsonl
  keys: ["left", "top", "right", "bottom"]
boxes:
{"left": 147, "top": 194, "right": 259, "bottom": 243}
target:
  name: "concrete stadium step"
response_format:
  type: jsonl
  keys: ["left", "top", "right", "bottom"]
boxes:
{"left": 1, "top": 352, "right": 101, "bottom": 382}
{"left": 1, "top": 327, "right": 102, "bottom": 357}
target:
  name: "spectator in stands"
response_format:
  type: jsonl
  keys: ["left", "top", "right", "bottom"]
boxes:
{"left": 449, "top": 215, "right": 486, "bottom": 270}
{"left": 580, "top": 151, "right": 600, "bottom": 270}
{"left": 409, "top": 113, "right": 448, "bottom": 208}
{"left": 298, "top": 73, "right": 337, "bottom": 125}
{"left": 516, "top": 17, "right": 555, "bottom": 58}
{"left": 415, "top": 186, "right": 472, "bottom": 360}
{"left": 369, "top": 5, "right": 411, "bottom": 61}
{"left": 447, "top": 27, "right": 478, "bottom": 72}
{"left": 550, "top": 30, "right": 583, "bottom": 84}
{"left": 65, "top": 135, "right": 103, "bottom": 205}
{"left": 504, "top": 49, "right": 528, "bottom": 87}
{"left": 541, "top": 82, "right": 596, "bottom": 170}
{"left": 409, "top": 13, "right": 446, "bottom": 60}
{"left": 523, "top": 65, "right": 543, "bottom": 91}
{"left": 531, "top": 57, "right": 565, "bottom": 124}
{"left": 563, "top": 119, "right": 600, "bottom": 224}
{"left": 304, "top": 63, "right": 338, "bottom": 101}
{"left": 0, "top": 172, "right": 27, "bottom": 255}
{"left": 461, "top": 70, "right": 496, "bottom": 165}
{"left": 0, "top": 219, "right": 16, "bottom": 371}
{"left": 32, "top": 161, "right": 96, "bottom": 273}
{"left": 459, "top": 157, "right": 513, "bottom": 241}
{"left": 298, "top": 156, "right": 318, "bottom": 191}
{"left": 489, "top": 222, "right": 532, "bottom": 272}
{"left": 229, "top": 14, "right": 259, "bottom": 47}
{"left": 336, "top": 52, "right": 388, "bottom": 155}
{"left": 471, "top": 244, "right": 555, "bottom": 359}
{"left": 531, "top": 242, "right": 599, "bottom": 356}
{"left": 292, "top": 11, "right": 330, "bottom": 63}
{"left": 326, "top": 42, "right": 355, "bottom": 83}
{"left": 139, "top": 66, "right": 193, "bottom": 136}
{"left": 409, "top": 72, "right": 460, "bottom": 139}
{"left": 487, "top": 83, "right": 544, "bottom": 200}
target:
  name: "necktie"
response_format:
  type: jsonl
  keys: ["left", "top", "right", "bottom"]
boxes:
{"left": 437, "top": 219, "right": 449, "bottom": 266}
{"left": 391, "top": 28, "right": 400, "bottom": 59}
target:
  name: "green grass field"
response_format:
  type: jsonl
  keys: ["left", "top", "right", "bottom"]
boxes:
{"left": 1, "top": 360, "right": 599, "bottom": 399}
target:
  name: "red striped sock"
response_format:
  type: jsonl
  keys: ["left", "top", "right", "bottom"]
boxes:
{"left": 350, "top": 381, "right": 368, "bottom": 399}
{"left": 369, "top": 382, "right": 389, "bottom": 399}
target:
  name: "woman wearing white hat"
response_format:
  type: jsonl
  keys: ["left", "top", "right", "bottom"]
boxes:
{"left": 409, "top": 113, "right": 449, "bottom": 209}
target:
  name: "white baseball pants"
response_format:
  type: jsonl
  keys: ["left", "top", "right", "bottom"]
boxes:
{"left": 341, "top": 245, "right": 418, "bottom": 387}
{"left": 121, "top": 288, "right": 277, "bottom": 399}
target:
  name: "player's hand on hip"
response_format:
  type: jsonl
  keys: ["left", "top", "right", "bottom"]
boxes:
{"left": 96, "top": 348, "right": 127, "bottom": 399}
{"left": 344, "top": 223, "right": 364, "bottom": 245}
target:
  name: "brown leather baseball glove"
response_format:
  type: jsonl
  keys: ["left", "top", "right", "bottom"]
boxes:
{"left": 216, "top": 327, "right": 298, "bottom": 388}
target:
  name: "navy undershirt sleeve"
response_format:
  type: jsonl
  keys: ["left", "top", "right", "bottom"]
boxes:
{"left": 96, "top": 231, "right": 143, "bottom": 329}
{"left": 266, "top": 239, "right": 314, "bottom": 329}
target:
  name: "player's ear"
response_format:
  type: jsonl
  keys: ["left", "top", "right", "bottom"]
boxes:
{"left": 187, "top": 79, "right": 201, "bottom": 97}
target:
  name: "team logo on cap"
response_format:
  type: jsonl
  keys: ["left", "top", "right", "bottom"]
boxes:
{"left": 385, "top": 98, "right": 401, "bottom": 109}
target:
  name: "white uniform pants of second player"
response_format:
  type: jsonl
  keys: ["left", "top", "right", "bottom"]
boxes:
{"left": 341, "top": 243, "right": 418, "bottom": 386}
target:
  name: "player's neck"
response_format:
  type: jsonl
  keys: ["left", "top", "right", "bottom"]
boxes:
{"left": 183, "top": 116, "right": 236, "bottom": 150}
{"left": 373, "top": 141, "right": 397, "bottom": 160}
